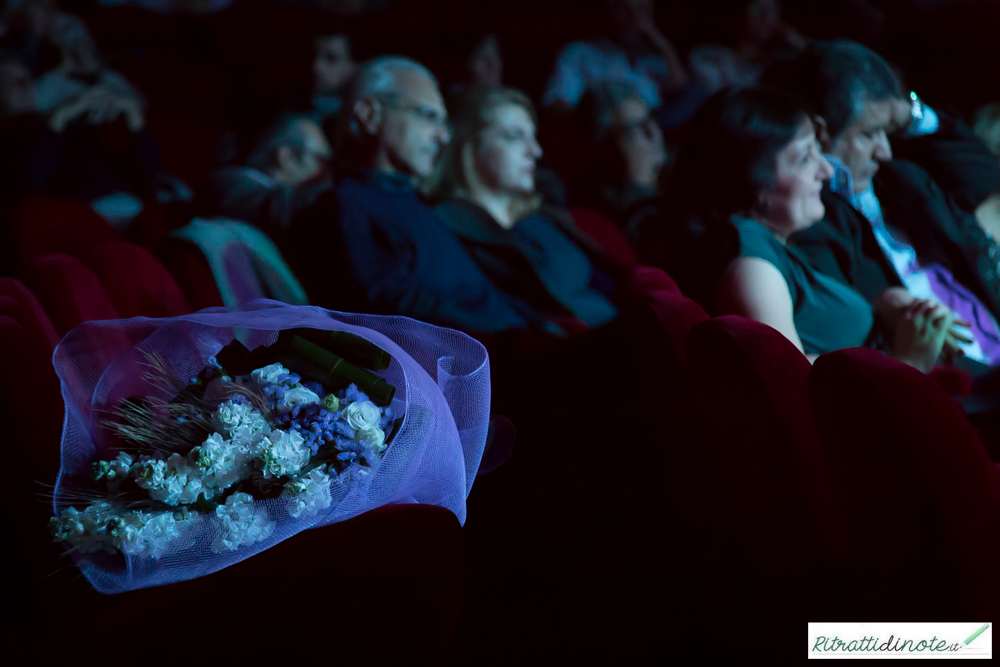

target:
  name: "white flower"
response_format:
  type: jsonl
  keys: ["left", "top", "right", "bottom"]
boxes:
{"left": 135, "top": 458, "right": 168, "bottom": 490}
{"left": 251, "top": 363, "right": 289, "bottom": 385}
{"left": 191, "top": 433, "right": 252, "bottom": 497}
{"left": 212, "top": 493, "right": 275, "bottom": 553}
{"left": 323, "top": 394, "right": 340, "bottom": 412}
{"left": 283, "top": 467, "right": 333, "bottom": 518}
{"left": 258, "top": 429, "right": 310, "bottom": 479}
{"left": 213, "top": 399, "right": 270, "bottom": 439}
{"left": 278, "top": 386, "right": 321, "bottom": 413}
{"left": 92, "top": 451, "right": 135, "bottom": 484}
{"left": 115, "top": 510, "right": 193, "bottom": 559}
{"left": 50, "top": 502, "right": 119, "bottom": 554}
{"left": 136, "top": 453, "right": 206, "bottom": 506}
{"left": 344, "top": 400, "right": 381, "bottom": 432}
{"left": 355, "top": 427, "right": 386, "bottom": 453}
{"left": 52, "top": 502, "right": 196, "bottom": 559}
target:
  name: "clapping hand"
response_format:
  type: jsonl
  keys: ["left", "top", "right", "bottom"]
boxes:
{"left": 49, "top": 86, "right": 145, "bottom": 133}
{"left": 892, "top": 298, "right": 954, "bottom": 373}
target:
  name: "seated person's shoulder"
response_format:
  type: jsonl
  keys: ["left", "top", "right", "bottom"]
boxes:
{"left": 729, "top": 216, "right": 784, "bottom": 260}
{"left": 208, "top": 166, "right": 275, "bottom": 190}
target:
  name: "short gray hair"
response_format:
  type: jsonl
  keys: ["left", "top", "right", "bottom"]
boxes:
{"left": 337, "top": 56, "right": 438, "bottom": 141}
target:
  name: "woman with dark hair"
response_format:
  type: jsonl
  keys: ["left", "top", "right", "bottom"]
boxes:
{"left": 664, "top": 87, "right": 951, "bottom": 368}
{"left": 426, "top": 86, "right": 621, "bottom": 331}
{"left": 570, "top": 80, "right": 667, "bottom": 244}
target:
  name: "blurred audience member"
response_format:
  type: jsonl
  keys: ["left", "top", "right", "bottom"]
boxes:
{"left": 442, "top": 32, "right": 504, "bottom": 100}
{"left": 1, "top": 0, "right": 59, "bottom": 74}
{"left": 972, "top": 102, "right": 1000, "bottom": 244}
{"left": 33, "top": 11, "right": 145, "bottom": 116}
{"left": 288, "top": 57, "right": 539, "bottom": 333}
{"left": 88, "top": 0, "right": 234, "bottom": 14}
{"left": 762, "top": 40, "right": 1000, "bottom": 370}
{"left": 973, "top": 103, "right": 1000, "bottom": 157}
{"left": 428, "top": 86, "right": 620, "bottom": 331}
{"left": 204, "top": 115, "right": 332, "bottom": 236}
{"left": 311, "top": 33, "right": 357, "bottom": 120}
{"left": 542, "top": 0, "right": 703, "bottom": 129}
{"left": 571, "top": 80, "right": 667, "bottom": 243}
{"left": 0, "top": 55, "right": 160, "bottom": 214}
{"left": 687, "top": 0, "right": 807, "bottom": 94}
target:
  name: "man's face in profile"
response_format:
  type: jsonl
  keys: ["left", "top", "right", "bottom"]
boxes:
{"left": 828, "top": 98, "right": 895, "bottom": 194}
{"left": 377, "top": 69, "right": 451, "bottom": 178}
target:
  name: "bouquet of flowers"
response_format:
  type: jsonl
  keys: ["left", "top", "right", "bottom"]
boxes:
{"left": 49, "top": 301, "right": 490, "bottom": 593}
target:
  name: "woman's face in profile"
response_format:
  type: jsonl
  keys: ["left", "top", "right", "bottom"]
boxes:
{"left": 472, "top": 103, "right": 543, "bottom": 195}
{"left": 759, "top": 120, "right": 833, "bottom": 236}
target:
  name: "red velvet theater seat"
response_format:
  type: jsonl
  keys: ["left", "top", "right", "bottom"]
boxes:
{"left": 157, "top": 238, "right": 226, "bottom": 311}
{"left": 34, "top": 504, "right": 466, "bottom": 662}
{"left": 810, "top": 347, "right": 1000, "bottom": 620}
{"left": 568, "top": 207, "right": 638, "bottom": 268}
{"left": 80, "top": 242, "right": 191, "bottom": 319}
{"left": 0, "top": 316, "right": 67, "bottom": 624}
{"left": 682, "top": 316, "right": 852, "bottom": 651}
{"left": 0, "top": 278, "right": 59, "bottom": 351}
{"left": 12, "top": 196, "right": 119, "bottom": 272}
{"left": 25, "top": 254, "right": 120, "bottom": 336}
{"left": 625, "top": 265, "right": 680, "bottom": 297}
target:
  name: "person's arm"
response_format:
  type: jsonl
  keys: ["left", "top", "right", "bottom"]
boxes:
{"left": 635, "top": 23, "right": 689, "bottom": 91}
{"left": 337, "top": 200, "right": 532, "bottom": 334}
{"left": 889, "top": 99, "right": 1000, "bottom": 212}
{"left": 714, "top": 256, "right": 815, "bottom": 360}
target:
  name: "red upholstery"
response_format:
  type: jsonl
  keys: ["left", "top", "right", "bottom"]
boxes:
{"left": 158, "top": 238, "right": 225, "bottom": 311}
{"left": 568, "top": 207, "right": 638, "bottom": 268}
{"left": 12, "top": 196, "right": 118, "bottom": 271}
{"left": 145, "top": 117, "right": 228, "bottom": 187}
{"left": 810, "top": 347, "right": 1000, "bottom": 619}
{"left": 929, "top": 365, "right": 973, "bottom": 396}
{"left": 626, "top": 265, "right": 680, "bottom": 296}
{"left": 25, "top": 254, "right": 120, "bottom": 336}
{"left": 682, "top": 316, "right": 851, "bottom": 648}
{"left": 36, "top": 504, "right": 465, "bottom": 661}
{"left": 0, "top": 278, "right": 59, "bottom": 351}
{"left": 81, "top": 242, "right": 191, "bottom": 319}
{"left": 0, "top": 316, "right": 66, "bottom": 614}
{"left": 644, "top": 289, "right": 709, "bottom": 363}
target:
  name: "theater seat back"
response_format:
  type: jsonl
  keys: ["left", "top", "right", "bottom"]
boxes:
{"left": 683, "top": 316, "right": 851, "bottom": 646}
{"left": 810, "top": 347, "right": 1000, "bottom": 619}
{"left": 81, "top": 242, "right": 191, "bottom": 319}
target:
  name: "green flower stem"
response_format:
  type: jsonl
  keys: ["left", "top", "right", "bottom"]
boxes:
{"left": 287, "top": 329, "right": 392, "bottom": 371}
{"left": 281, "top": 336, "right": 395, "bottom": 406}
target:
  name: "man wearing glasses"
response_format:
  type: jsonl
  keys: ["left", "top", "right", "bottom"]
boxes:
{"left": 287, "top": 56, "right": 541, "bottom": 334}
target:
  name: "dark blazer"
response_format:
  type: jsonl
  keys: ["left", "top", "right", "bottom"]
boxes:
{"left": 789, "top": 110, "right": 1000, "bottom": 318}
{"left": 283, "top": 168, "right": 540, "bottom": 334}
{"left": 433, "top": 199, "right": 621, "bottom": 328}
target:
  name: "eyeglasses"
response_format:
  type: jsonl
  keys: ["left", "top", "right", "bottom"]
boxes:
{"left": 609, "top": 116, "right": 658, "bottom": 139}
{"left": 380, "top": 100, "right": 451, "bottom": 131}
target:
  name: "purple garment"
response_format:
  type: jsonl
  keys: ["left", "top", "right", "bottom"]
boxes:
{"left": 829, "top": 153, "right": 1000, "bottom": 365}
{"left": 915, "top": 262, "right": 1000, "bottom": 365}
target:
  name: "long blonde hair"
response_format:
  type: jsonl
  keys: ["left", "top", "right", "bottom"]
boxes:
{"left": 425, "top": 86, "right": 542, "bottom": 221}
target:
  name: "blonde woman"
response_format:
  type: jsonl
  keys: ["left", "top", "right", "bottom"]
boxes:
{"left": 427, "top": 86, "right": 619, "bottom": 330}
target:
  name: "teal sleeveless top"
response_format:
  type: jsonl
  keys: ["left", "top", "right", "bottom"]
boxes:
{"left": 730, "top": 216, "right": 873, "bottom": 355}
